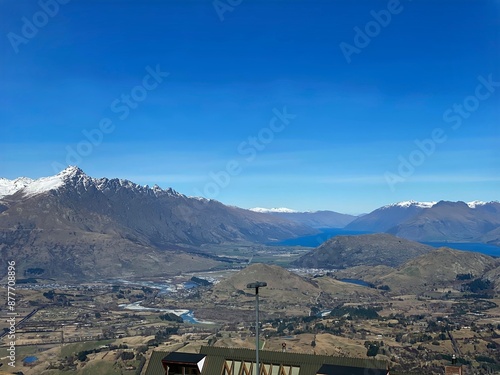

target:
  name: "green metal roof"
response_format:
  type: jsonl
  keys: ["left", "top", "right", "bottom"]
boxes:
{"left": 199, "top": 346, "right": 388, "bottom": 374}
{"left": 144, "top": 351, "right": 170, "bottom": 375}
{"left": 144, "top": 346, "right": 421, "bottom": 375}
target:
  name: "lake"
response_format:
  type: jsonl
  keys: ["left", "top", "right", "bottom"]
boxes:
{"left": 23, "top": 356, "right": 38, "bottom": 364}
{"left": 270, "top": 228, "right": 371, "bottom": 247}
{"left": 340, "top": 278, "right": 373, "bottom": 287}
{"left": 270, "top": 228, "right": 500, "bottom": 257}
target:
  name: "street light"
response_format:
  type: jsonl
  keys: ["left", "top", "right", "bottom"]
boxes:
{"left": 247, "top": 281, "right": 267, "bottom": 375}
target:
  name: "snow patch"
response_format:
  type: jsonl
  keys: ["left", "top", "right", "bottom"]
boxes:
{"left": 20, "top": 167, "right": 82, "bottom": 197}
{"left": 250, "top": 207, "right": 298, "bottom": 213}
{"left": 0, "top": 177, "right": 33, "bottom": 199}
{"left": 0, "top": 166, "right": 187, "bottom": 200}
{"left": 0, "top": 166, "right": 83, "bottom": 198}
{"left": 384, "top": 200, "right": 437, "bottom": 209}
{"left": 467, "top": 200, "right": 487, "bottom": 208}
{"left": 21, "top": 175, "right": 65, "bottom": 196}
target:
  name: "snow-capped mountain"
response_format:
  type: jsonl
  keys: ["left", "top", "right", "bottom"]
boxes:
{"left": 0, "top": 176, "right": 34, "bottom": 199}
{"left": 466, "top": 200, "right": 491, "bottom": 208}
{"left": 0, "top": 167, "right": 316, "bottom": 280}
{"left": 382, "top": 200, "right": 437, "bottom": 209}
{"left": 346, "top": 200, "right": 500, "bottom": 245}
{"left": 382, "top": 200, "right": 493, "bottom": 209}
{"left": 387, "top": 200, "right": 500, "bottom": 243}
{"left": 0, "top": 166, "right": 182, "bottom": 200}
{"left": 346, "top": 200, "right": 431, "bottom": 232}
{"left": 1, "top": 167, "right": 498, "bottom": 280}
{"left": 250, "top": 207, "right": 298, "bottom": 213}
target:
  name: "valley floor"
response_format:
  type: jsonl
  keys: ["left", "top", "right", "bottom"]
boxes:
{"left": 1, "top": 267, "right": 500, "bottom": 375}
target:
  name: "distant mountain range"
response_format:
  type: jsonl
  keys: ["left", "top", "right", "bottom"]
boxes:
{"left": 0, "top": 167, "right": 315, "bottom": 279}
{"left": 249, "top": 207, "right": 357, "bottom": 228}
{"left": 345, "top": 200, "right": 500, "bottom": 245}
{"left": 253, "top": 200, "right": 500, "bottom": 245}
{"left": 0, "top": 168, "right": 498, "bottom": 280}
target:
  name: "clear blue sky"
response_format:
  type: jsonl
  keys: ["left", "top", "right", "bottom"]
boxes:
{"left": 1, "top": 0, "right": 499, "bottom": 214}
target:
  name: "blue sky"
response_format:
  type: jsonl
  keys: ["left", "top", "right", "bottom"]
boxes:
{"left": 1, "top": 0, "right": 499, "bottom": 214}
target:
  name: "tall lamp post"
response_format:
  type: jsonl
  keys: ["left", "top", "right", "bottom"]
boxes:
{"left": 247, "top": 281, "right": 267, "bottom": 375}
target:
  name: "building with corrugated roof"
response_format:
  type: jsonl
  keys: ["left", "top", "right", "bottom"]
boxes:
{"left": 146, "top": 346, "right": 397, "bottom": 375}
{"left": 144, "top": 346, "right": 461, "bottom": 375}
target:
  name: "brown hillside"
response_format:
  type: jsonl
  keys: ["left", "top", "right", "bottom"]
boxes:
{"left": 377, "top": 247, "right": 498, "bottom": 294}
{"left": 212, "top": 263, "right": 319, "bottom": 303}
{"left": 293, "top": 233, "right": 433, "bottom": 269}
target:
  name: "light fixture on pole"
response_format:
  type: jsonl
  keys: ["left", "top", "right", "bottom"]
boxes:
{"left": 247, "top": 281, "right": 267, "bottom": 375}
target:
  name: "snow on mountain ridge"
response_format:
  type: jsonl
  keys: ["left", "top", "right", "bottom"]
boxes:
{"left": 382, "top": 200, "right": 437, "bottom": 209}
{"left": 250, "top": 207, "right": 298, "bottom": 213}
{"left": 382, "top": 200, "right": 497, "bottom": 210}
{"left": 1, "top": 168, "right": 496, "bottom": 211}
{"left": 0, "top": 166, "right": 184, "bottom": 199}
{"left": 0, "top": 177, "right": 34, "bottom": 199}
{"left": 22, "top": 175, "right": 66, "bottom": 197}
{"left": 466, "top": 200, "right": 489, "bottom": 208}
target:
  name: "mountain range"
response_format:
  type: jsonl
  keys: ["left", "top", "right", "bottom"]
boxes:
{"left": 345, "top": 200, "right": 500, "bottom": 245}
{"left": 0, "top": 167, "right": 315, "bottom": 279}
{"left": 249, "top": 207, "right": 357, "bottom": 228}
{"left": 0, "top": 168, "right": 498, "bottom": 280}
{"left": 254, "top": 200, "right": 500, "bottom": 245}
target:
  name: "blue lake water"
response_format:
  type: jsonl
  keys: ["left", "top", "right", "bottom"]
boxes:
{"left": 270, "top": 228, "right": 371, "bottom": 247}
{"left": 23, "top": 356, "right": 38, "bottom": 364}
{"left": 340, "top": 278, "right": 373, "bottom": 287}
{"left": 269, "top": 228, "right": 500, "bottom": 258}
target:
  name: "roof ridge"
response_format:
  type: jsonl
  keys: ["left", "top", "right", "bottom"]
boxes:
{"left": 199, "top": 345, "right": 387, "bottom": 368}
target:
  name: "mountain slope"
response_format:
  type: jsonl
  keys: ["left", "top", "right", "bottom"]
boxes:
{"left": 481, "top": 226, "right": 500, "bottom": 246}
{"left": 376, "top": 247, "right": 499, "bottom": 294}
{"left": 0, "top": 167, "right": 316, "bottom": 279}
{"left": 334, "top": 248, "right": 499, "bottom": 294}
{"left": 388, "top": 201, "right": 500, "bottom": 242}
{"left": 251, "top": 208, "right": 357, "bottom": 228}
{"left": 208, "top": 263, "right": 320, "bottom": 313}
{"left": 345, "top": 200, "right": 500, "bottom": 244}
{"left": 212, "top": 263, "right": 319, "bottom": 298}
{"left": 203, "top": 263, "right": 384, "bottom": 316}
{"left": 345, "top": 201, "right": 435, "bottom": 232}
{"left": 292, "top": 233, "right": 434, "bottom": 269}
